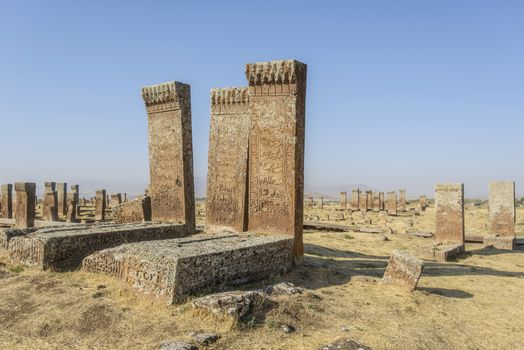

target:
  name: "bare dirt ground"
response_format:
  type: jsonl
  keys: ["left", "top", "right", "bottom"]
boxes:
{"left": 1, "top": 201, "right": 523, "bottom": 349}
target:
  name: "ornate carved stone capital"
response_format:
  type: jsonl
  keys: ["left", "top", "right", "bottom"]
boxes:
{"left": 141, "top": 81, "right": 190, "bottom": 111}
{"left": 245, "top": 60, "right": 307, "bottom": 86}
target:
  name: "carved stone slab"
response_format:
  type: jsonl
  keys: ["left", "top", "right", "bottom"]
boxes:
{"left": 0, "top": 184, "right": 13, "bottom": 219}
{"left": 245, "top": 60, "right": 307, "bottom": 261}
{"left": 488, "top": 181, "right": 515, "bottom": 237}
{"left": 339, "top": 192, "right": 347, "bottom": 210}
{"left": 142, "top": 81, "right": 195, "bottom": 231}
{"left": 8, "top": 222, "right": 188, "bottom": 270}
{"left": 382, "top": 250, "right": 424, "bottom": 291}
{"left": 387, "top": 191, "right": 397, "bottom": 216}
{"left": 82, "top": 233, "right": 293, "bottom": 304}
{"left": 56, "top": 182, "right": 67, "bottom": 216}
{"left": 399, "top": 189, "right": 406, "bottom": 212}
{"left": 359, "top": 192, "right": 367, "bottom": 212}
{"left": 206, "top": 87, "right": 250, "bottom": 233}
{"left": 435, "top": 183, "right": 464, "bottom": 244}
{"left": 350, "top": 188, "right": 360, "bottom": 211}
{"left": 95, "top": 189, "right": 106, "bottom": 221}
{"left": 14, "top": 182, "right": 36, "bottom": 228}
{"left": 113, "top": 196, "right": 152, "bottom": 224}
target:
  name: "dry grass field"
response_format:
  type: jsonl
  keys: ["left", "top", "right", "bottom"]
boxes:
{"left": 1, "top": 201, "right": 523, "bottom": 349}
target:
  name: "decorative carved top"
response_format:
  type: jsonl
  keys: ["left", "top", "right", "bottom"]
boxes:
{"left": 245, "top": 60, "right": 307, "bottom": 85}
{"left": 141, "top": 81, "right": 190, "bottom": 107}
{"left": 210, "top": 87, "right": 249, "bottom": 105}
{"left": 15, "top": 182, "right": 36, "bottom": 192}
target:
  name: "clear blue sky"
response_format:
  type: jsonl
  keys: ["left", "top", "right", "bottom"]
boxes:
{"left": 0, "top": 1, "right": 522, "bottom": 198}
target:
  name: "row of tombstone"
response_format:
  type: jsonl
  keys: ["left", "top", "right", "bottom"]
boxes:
{"left": 0, "top": 182, "right": 128, "bottom": 224}
{"left": 337, "top": 189, "right": 425, "bottom": 215}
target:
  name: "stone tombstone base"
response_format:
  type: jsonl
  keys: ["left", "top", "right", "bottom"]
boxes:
{"left": 431, "top": 243, "right": 465, "bottom": 262}
{"left": 82, "top": 233, "right": 294, "bottom": 305}
{"left": 483, "top": 235, "right": 516, "bottom": 250}
{"left": 8, "top": 223, "right": 188, "bottom": 270}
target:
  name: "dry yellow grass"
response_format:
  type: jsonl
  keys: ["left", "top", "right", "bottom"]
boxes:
{"left": 0, "top": 203, "right": 523, "bottom": 349}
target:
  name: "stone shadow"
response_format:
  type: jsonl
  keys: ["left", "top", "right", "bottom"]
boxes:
{"left": 418, "top": 287, "right": 474, "bottom": 299}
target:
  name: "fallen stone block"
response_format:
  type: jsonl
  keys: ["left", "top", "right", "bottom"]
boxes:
{"left": 9, "top": 223, "right": 188, "bottom": 270}
{"left": 483, "top": 235, "right": 516, "bottom": 250}
{"left": 0, "top": 227, "right": 38, "bottom": 249}
{"left": 318, "top": 338, "right": 372, "bottom": 350}
{"left": 382, "top": 250, "right": 424, "bottom": 291}
{"left": 356, "top": 226, "right": 384, "bottom": 234}
{"left": 83, "top": 233, "right": 293, "bottom": 305}
{"left": 192, "top": 290, "right": 265, "bottom": 319}
{"left": 407, "top": 231, "right": 433, "bottom": 238}
{"left": 188, "top": 332, "right": 219, "bottom": 345}
{"left": 431, "top": 243, "right": 464, "bottom": 262}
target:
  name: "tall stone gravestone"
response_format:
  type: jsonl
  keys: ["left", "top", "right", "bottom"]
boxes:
{"left": 486, "top": 181, "right": 516, "bottom": 249}
{"left": 351, "top": 188, "right": 360, "bottom": 211}
{"left": 399, "top": 189, "right": 406, "bottom": 212}
{"left": 339, "top": 192, "right": 347, "bottom": 210}
{"left": 206, "top": 87, "right": 250, "bottom": 232}
{"left": 15, "top": 182, "right": 36, "bottom": 228}
{"left": 142, "top": 81, "right": 195, "bottom": 231}
{"left": 42, "top": 182, "right": 58, "bottom": 221}
{"left": 56, "top": 182, "right": 67, "bottom": 216}
{"left": 245, "top": 60, "right": 307, "bottom": 261}
{"left": 1, "top": 184, "right": 13, "bottom": 219}
{"left": 95, "top": 189, "right": 106, "bottom": 221}
{"left": 434, "top": 183, "right": 465, "bottom": 261}
{"left": 387, "top": 191, "right": 397, "bottom": 216}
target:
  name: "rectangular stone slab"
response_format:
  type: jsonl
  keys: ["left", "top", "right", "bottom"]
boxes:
{"left": 82, "top": 233, "right": 293, "bottom": 305}
{"left": 435, "top": 183, "right": 464, "bottom": 244}
{"left": 8, "top": 223, "right": 188, "bottom": 270}
{"left": 206, "top": 87, "right": 250, "bottom": 233}
{"left": 382, "top": 250, "right": 424, "bottom": 291}
{"left": 488, "top": 181, "right": 515, "bottom": 237}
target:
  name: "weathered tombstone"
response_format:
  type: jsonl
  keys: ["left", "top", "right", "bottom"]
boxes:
{"left": 110, "top": 193, "right": 122, "bottom": 208}
{"left": 14, "top": 182, "right": 36, "bottom": 228}
{"left": 419, "top": 195, "right": 427, "bottom": 211}
{"left": 95, "top": 189, "right": 106, "bottom": 221}
{"left": 339, "top": 191, "right": 347, "bottom": 210}
{"left": 372, "top": 192, "right": 380, "bottom": 212}
{"left": 66, "top": 193, "right": 77, "bottom": 223}
{"left": 123, "top": 193, "right": 127, "bottom": 203}
{"left": 387, "top": 191, "right": 397, "bottom": 216}
{"left": 319, "top": 196, "right": 324, "bottom": 210}
{"left": 56, "top": 182, "right": 67, "bottom": 216}
{"left": 71, "top": 184, "right": 80, "bottom": 203}
{"left": 382, "top": 250, "right": 424, "bottom": 291}
{"left": 245, "top": 59, "right": 307, "bottom": 262}
{"left": 359, "top": 192, "right": 367, "bottom": 212}
{"left": 379, "top": 192, "right": 385, "bottom": 211}
{"left": 0, "top": 184, "right": 13, "bottom": 219}
{"left": 106, "top": 194, "right": 110, "bottom": 208}
{"left": 142, "top": 81, "right": 195, "bottom": 230}
{"left": 351, "top": 188, "right": 360, "bottom": 211}
{"left": 399, "top": 189, "right": 406, "bottom": 212}
{"left": 366, "top": 191, "right": 372, "bottom": 211}
{"left": 206, "top": 87, "right": 250, "bottom": 232}
{"left": 42, "top": 182, "right": 58, "bottom": 221}
{"left": 486, "top": 181, "right": 516, "bottom": 249}
{"left": 113, "top": 196, "right": 152, "bottom": 224}
{"left": 434, "top": 183, "right": 465, "bottom": 261}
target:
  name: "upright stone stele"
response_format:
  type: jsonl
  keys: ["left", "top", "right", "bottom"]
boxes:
{"left": 339, "top": 192, "right": 347, "bottom": 210}
{"left": 245, "top": 60, "right": 307, "bottom": 262}
{"left": 14, "top": 182, "right": 36, "bottom": 228}
{"left": 387, "top": 191, "right": 397, "bottom": 216}
{"left": 0, "top": 184, "right": 13, "bottom": 219}
{"left": 56, "top": 182, "right": 67, "bottom": 216}
{"left": 434, "top": 183, "right": 465, "bottom": 261}
{"left": 419, "top": 195, "right": 427, "bottom": 211}
{"left": 319, "top": 196, "right": 324, "bottom": 210}
{"left": 205, "top": 87, "right": 250, "bottom": 232}
{"left": 351, "top": 188, "right": 360, "bottom": 211}
{"left": 95, "top": 189, "right": 106, "bottom": 221}
{"left": 42, "top": 182, "right": 57, "bottom": 221}
{"left": 486, "top": 181, "right": 516, "bottom": 249}
{"left": 379, "top": 192, "right": 385, "bottom": 211}
{"left": 142, "top": 81, "right": 195, "bottom": 231}
{"left": 372, "top": 192, "right": 380, "bottom": 212}
{"left": 110, "top": 193, "right": 122, "bottom": 208}
{"left": 359, "top": 192, "right": 367, "bottom": 212}
{"left": 399, "top": 189, "right": 406, "bottom": 212}
{"left": 66, "top": 193, "right": 77, "bottom": 223}
{"left": 366, "top": 191, "right": 372, "bottom": 211}
{"left": 71, "top": 184, "right": 80, "bottom": 203}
